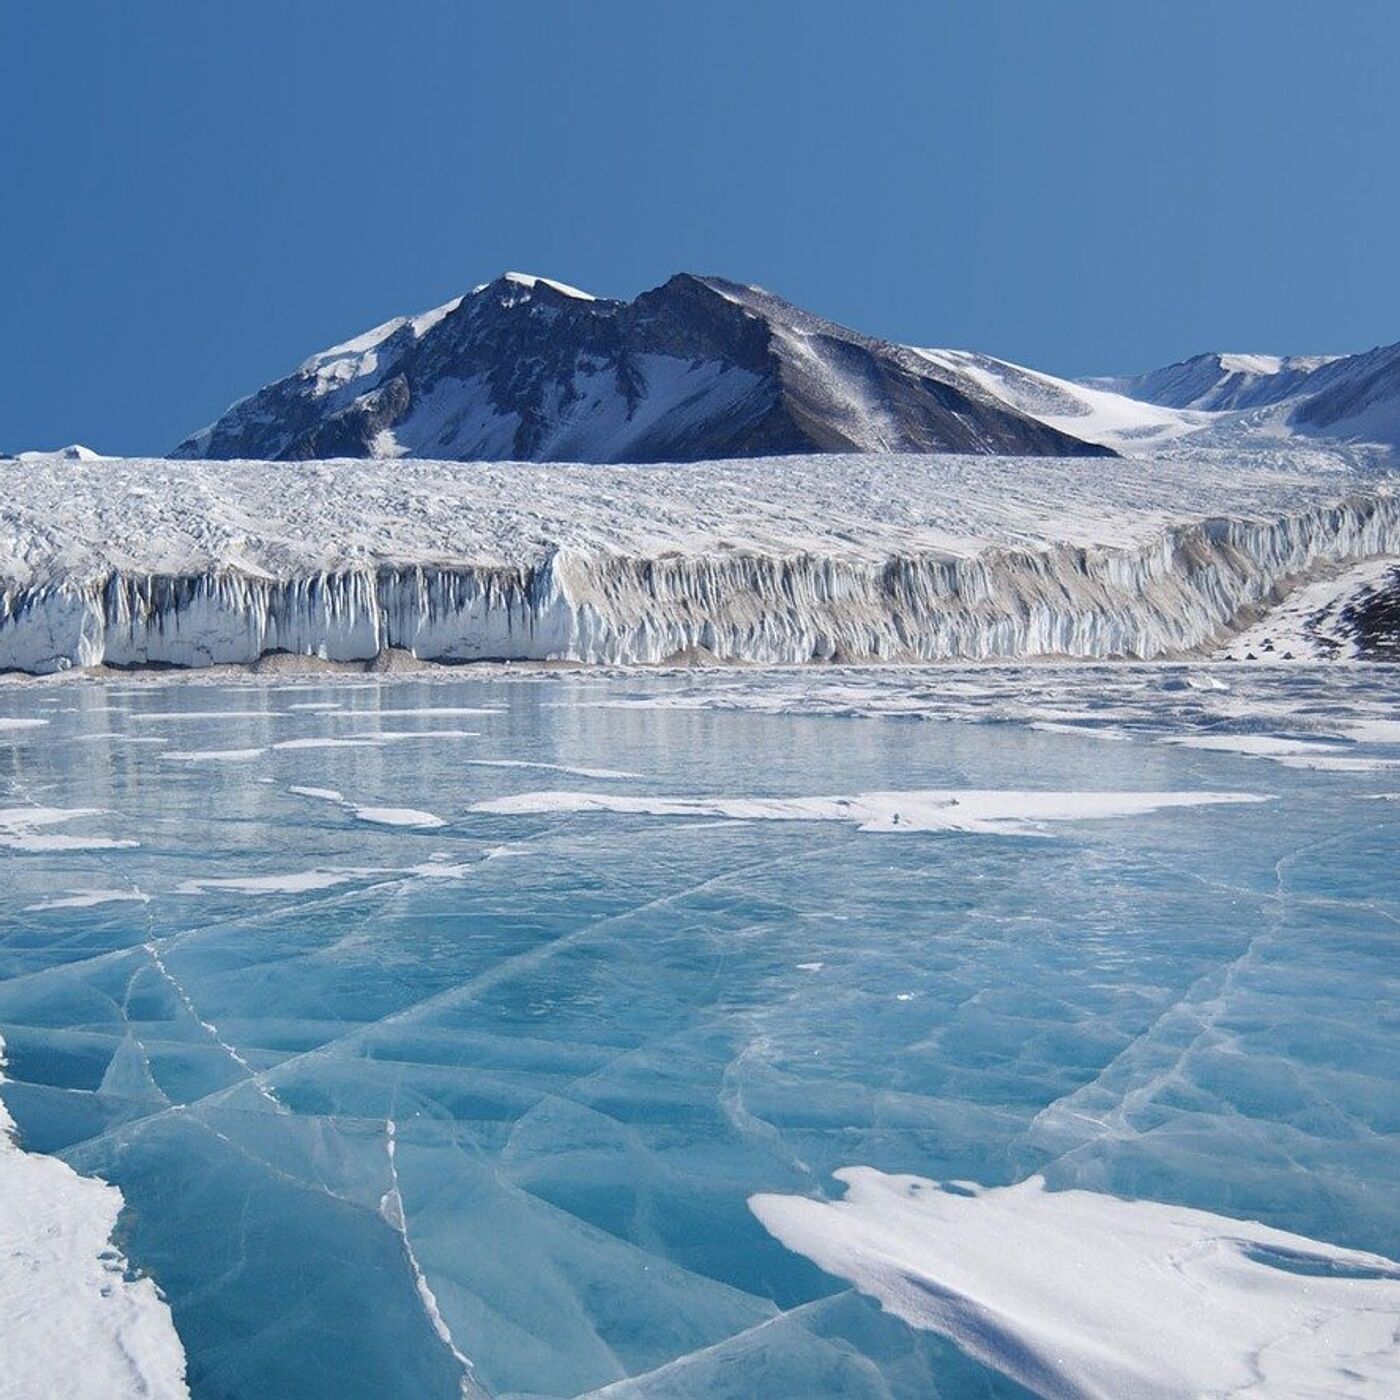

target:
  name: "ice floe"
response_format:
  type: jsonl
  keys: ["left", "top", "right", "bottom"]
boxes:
{"left": 354, "top": 806, "right": 447, "bottom": 829}
{"left": 1343, "top": 719, "right": 1400, "bottom": 744}
{"left": 271, "top": 736, "right": 384, "bottom": 750}
{"left": 288, "top": 784, "right": 345, "bottom": 803}
{"left": 1271, "top": 753, "right": 1400, "bottom": 773}
{"left": 175, "top": 869, "right": 369, "bottom": 896}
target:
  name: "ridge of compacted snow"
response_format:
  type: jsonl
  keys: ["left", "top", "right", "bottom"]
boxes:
{"left": 0, "top": 1032, "right": 189, "bottom": 1399}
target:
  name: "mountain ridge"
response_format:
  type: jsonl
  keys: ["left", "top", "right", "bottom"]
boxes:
{"left": 1090, "top": 343, "right": 1400, "bottom": 450}
{"left": 170, "top": 272, "right": 1400, "bottom": 464}
{"left": 171, "top": 272, "right": 1116, "bottom": 463}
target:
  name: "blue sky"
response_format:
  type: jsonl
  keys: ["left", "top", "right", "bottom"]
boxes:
{"left": 3, "top": 1, "right": 1396, "bottom": 455}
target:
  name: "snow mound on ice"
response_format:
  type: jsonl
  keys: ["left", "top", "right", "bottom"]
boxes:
{"left": 751, "top": 1167, "right": 1400, "bottom": 1399}
{"left": 0, "top": 805, "right": 139, "bottom": 852}
{"left": 470, "top": 787, "right": 1268, "bottom": 837}
{"left": 0, "top": 1033, "right": 189, "bottom": 1399}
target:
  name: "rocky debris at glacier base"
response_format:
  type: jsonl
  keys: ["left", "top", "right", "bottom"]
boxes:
{"left": 1219, "top": 556, "right": 1400, "bottom": 661}
{"left": 1, "top": 449, "right": 1397, "bottom": 674}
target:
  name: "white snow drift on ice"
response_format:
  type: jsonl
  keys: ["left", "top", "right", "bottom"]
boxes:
{"left": 470, "top": 787, "right": 1269, "bottom": 836}
{"left": 0, "top": 1033, "right": 189, "bottom": 1399}
{"left": 750, "top": 1167, "right": 1400, "bottom": 1399}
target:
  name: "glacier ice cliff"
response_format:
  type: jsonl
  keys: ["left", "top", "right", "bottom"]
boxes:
{"left": 2, "top": 449, "right": 1397, "bottom": 673}
{"left": 3, "top": 490, "right": 1398, "bottom": 674}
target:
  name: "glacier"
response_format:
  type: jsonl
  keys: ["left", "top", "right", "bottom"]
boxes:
{"left": 2, "top": 448, "right": 1397, "bottom": 674}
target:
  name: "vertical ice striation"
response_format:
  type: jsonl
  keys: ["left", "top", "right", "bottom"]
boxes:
{"left": 2, "top": 492, "right": 1398, "bottom": 673}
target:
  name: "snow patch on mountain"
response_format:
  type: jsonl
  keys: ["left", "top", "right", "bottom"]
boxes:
{"left": 1218, "top": 556, "right": 1400, "bottom": 661}
{"left": 916, "top": 349, "right": 1208, "bottom": 453}
{"left": 299, "top": 296, "right": 466, "bottom": 399}
{"left": 1089, "top": 351, "right": 1342, "bottom": 412}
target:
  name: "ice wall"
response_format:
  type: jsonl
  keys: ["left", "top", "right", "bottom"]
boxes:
{"left": 3, "top": 492, "right": 1398, "bottom": 673}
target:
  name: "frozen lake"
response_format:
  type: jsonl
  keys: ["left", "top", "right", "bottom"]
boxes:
{"left": 2, "top": 666, "right": 1398, "bottom": 1398}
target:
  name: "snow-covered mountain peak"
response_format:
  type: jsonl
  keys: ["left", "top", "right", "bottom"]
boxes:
{"left": 498, "top": 271, "right": 596, "bottom": 300}
{"left": 297, "top": 296, "right": 466, "bottom": 398}
{"left": 10, "top": 443, "right": 107, "bottom": 463}
{"left": 1096, "top": 342, "right": 1400, "bottom": 452}
{"left": 167, "top": 271, "right": 1399, "bottom": 464}
{"left": 465, "top": 272, "right": 601, "bottom": 308}
{"left": 171, "top": 272, "right": 1115, "bottom": 463}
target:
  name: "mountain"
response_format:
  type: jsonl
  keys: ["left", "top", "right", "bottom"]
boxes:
{"left": 1091, "top": 343, "right": 1400, "bottom": 450}
{"left": 171, "top": 273, "right": 1116, "bottom": 463}
{"left": 1088, "top": 353, "right": 1339, "bottom": 412}
{"left": 9, "top": 444, "right": 107, "bottom": 463}
{"left": 1286, "top": 342, "right": 1400, "bottom": 445}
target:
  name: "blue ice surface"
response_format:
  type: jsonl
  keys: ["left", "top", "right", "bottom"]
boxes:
{"left": 0, "top": 667, "right": 1396, "bottom": 1399}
